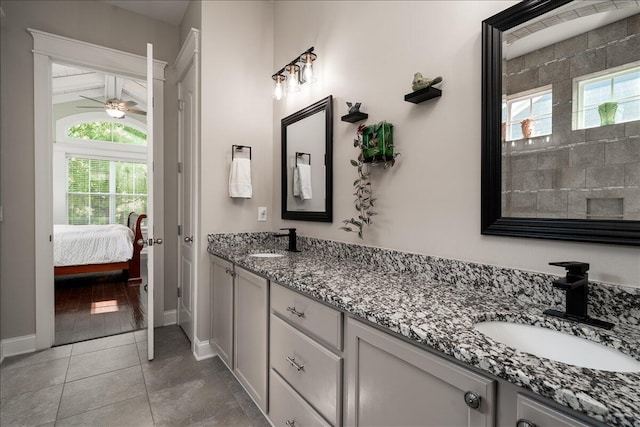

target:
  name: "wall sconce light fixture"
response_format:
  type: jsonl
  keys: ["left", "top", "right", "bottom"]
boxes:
{"left": 272, "top": 47, "right": 317, "bottom": 100}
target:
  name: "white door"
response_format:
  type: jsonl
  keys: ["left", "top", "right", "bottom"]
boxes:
{"left": 145, "top": 43, "right": 158, "bottom": 361}
{"left": 177, "top": 57, "right": 196, "bottom": 342}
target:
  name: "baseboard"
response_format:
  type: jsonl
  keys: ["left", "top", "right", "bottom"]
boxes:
{"left": 1, "top": 334, "right": 36, "bottom": 362}
{"left": 163, "top": 309, "right": 177, "bottom": 326}
{"left": 193, "top": 337, "right": 216, "bottom": 361}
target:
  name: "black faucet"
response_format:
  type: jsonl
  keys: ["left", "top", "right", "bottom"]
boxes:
{"left": 274, "top": 228, "right": 300, "bottom": 252}
{"left": 543, "top": 261, "right": 613, "bottom": 329}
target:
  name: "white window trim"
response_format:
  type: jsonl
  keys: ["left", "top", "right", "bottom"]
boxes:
{"left": 572, "top": 61, "right": 640, "bottom": 130}
{"left": 503, "top": 85, "right": 552, "bottom": 141}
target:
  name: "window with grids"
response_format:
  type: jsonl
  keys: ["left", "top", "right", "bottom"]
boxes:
{"left": 502, "top": 88, "right": 553, "bottom": 141}
{"left": 67, "top": 157, "right": 147, "bottom": 225}
{"left": 575, "top": 66, "right": 640, "bottom": 129}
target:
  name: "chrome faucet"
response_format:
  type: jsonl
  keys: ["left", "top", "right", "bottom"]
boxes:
{"left": 274, "top": 228, "right": 300, "bottom": 252}
{"left": 543, "top": 261, "right": 613, "bottom": 329}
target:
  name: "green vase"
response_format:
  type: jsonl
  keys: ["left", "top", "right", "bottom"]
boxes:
{"left": 598, "top": 102, "right": 618, "bottom": 126}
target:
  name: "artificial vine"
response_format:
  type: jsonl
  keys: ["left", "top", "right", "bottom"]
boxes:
{"left": 340, "top": 122, "right": 398, "bottom": 239}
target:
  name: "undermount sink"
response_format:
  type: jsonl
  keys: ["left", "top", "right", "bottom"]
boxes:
{"left": 249, "top": 253, "right": 285, "bottom": 258}
{"left": 474, "top": 321, "right": 640, "bottom": 373}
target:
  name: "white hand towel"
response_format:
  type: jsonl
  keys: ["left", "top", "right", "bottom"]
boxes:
{"left": 293, "top": 166, "right": 301, "bottom": 197}
{"left": 229, "top": 158, "right": 252, "bottom": 198}
{"left": 296, "top": 164, "right": 312, "bottom": 200}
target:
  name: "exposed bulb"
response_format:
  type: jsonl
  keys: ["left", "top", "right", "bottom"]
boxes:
{"left": 106, "top": 108, "right": 125, "bottom": 119}
{"left": 287, "top": 65, "right": 300, "bottom": 93}
{"left": 273, "top": 75, "right": 285, "bottom": 100}
{"left": 303, "top": 62, "right": 315, "bottom": 84}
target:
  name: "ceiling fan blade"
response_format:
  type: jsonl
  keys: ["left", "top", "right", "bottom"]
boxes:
{"left": 126, "top": 108, "right": 147, "bottom": 116}
{"left": 122, "top": 100, "right": 138, "bottom": 107}
{"left": 76, "top": 106, "right": 104, "bottom": 109}
{"left": 79, "top": 95, "right": 105, "bottom": 105}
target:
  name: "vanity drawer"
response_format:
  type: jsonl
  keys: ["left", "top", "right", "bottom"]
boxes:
{"left": 270, "top": 314, "right": 342, "bottom": 426}
{"left": 271, "top": 282, "right": 343, "bottom": 350}
{"left": 517, "top": 395, "right": 590, "bottom": 427}
{"left": 269, "top": 369, "right": 330, "bottom": 427}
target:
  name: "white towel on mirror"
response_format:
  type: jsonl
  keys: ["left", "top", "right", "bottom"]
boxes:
{"left": 294, "top": 164, "right": 312, "bottom": 200}
{"left": 229, "top": 158, "right": 252, "bottom": 198}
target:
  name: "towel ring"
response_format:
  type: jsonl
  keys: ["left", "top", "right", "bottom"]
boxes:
{"left": 232, "top": 145, "right": 252, "bottom": 160}
{"left": 295, "top": 152, "right": 311, "bottom": 165}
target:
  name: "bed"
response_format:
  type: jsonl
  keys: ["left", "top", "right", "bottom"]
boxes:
{"left": 53, "top": 212, "right": 146, "bottom": 284}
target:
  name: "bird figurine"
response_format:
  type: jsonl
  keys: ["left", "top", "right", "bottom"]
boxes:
{"left": 346, "top": 102, "right": 362, "bottom": 114}
{"left": 412, "top": 73, "right": 442, "bottom": 91}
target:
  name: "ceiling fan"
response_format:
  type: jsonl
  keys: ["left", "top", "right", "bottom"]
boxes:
{"left": 77, "top": 95, "right": 146, "bottom": 119}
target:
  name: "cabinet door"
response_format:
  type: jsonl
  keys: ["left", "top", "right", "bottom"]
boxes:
{"left": 210, "top": 256, "right": 234, "bottom": 369}
{"left": 346, "top": 318, "right": 495, "bottom": 427}
{"left": 234, "top": 267, "right": 269, "bottom": 412}
{"left": 517, "top": 395, "right": 591, "bottom": 427}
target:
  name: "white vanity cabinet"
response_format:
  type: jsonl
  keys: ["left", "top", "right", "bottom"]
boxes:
{"left": 210, "top": 256, "right": 269, "bottom": 413}
{"left": 269, "top": 282, "right": 343, "bottom": 427}
{"left": 210, "top": 255, "right": 234, "bottom": 369}
{"left": 234, "top": 266, "right": 269, "bottom": 413}
{"left": 345, "top": 318, "right": 496, "bottom": 427}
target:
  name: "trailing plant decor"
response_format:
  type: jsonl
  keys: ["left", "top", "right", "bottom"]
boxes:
{"left": 341, "top": 122, "right": 399, "bottom": 239}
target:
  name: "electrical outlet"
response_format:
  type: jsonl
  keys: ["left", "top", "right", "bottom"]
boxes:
{"left": 258, "top": 207, "right": 267, "bottom": 222}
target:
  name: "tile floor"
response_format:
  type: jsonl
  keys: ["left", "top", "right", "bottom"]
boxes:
{"left": 0, "top": 326, "right": 270, "bottom": 427}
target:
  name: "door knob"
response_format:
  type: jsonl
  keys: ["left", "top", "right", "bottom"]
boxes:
{"left": 153, "top": 238, "right": 163, "bottom": 245}
{"left": 184, "top": 236, "right": 193, "bottom": 243}
{"left": 137, "top": 238, "right": 146, "bottom": 247}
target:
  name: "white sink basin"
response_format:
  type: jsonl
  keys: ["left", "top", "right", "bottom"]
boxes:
{"left": 249, "top": 253, "right": 285, "bottom": 258}
{"left": 474, "top": 321, "right": 640, "bottom": 373}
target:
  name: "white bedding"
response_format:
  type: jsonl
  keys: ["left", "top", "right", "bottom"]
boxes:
{"left": 53, "top": 224, "right": 134, "bottom": 267}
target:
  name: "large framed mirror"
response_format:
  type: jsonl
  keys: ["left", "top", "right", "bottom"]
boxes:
{"left": 281, "top": 95, "right": 333, "bottom": 222}
{"left": 482, "top": 0, "right": 640, "bottom": 246}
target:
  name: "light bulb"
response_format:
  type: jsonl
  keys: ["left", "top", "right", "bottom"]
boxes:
{"left": 287, "top": 65, "right": 300, "bottom": 93}
{"left": 303, "top": 62, "right": 315, "bottom": 84}
{"left": 274, "top": 80, "right": 284, "bottom": 100}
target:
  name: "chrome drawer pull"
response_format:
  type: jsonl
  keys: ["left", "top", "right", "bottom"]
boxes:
{"left": 286, "top": 306, "right": 305, "bottom": 318}
{"left": 286, "top": 356, "right": 305, "bottom": 371}
{"left": 286, "top": 420, "right": 296, "bottom": 427}
{"left": 516, "top": 420, "right": 537, "bottom": 427}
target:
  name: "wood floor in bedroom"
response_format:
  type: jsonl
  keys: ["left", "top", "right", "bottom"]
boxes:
{"left": 54, "top": 272, "right": 146, "bottom": 346}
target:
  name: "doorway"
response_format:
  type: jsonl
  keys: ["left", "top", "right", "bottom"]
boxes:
{"left": 50, "top": 62, "right": 150, "bottom": 346}
{"left": 31, "top": 30, "right": 166, "bottom": 355}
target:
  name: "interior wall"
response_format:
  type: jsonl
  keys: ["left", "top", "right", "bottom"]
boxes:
{"left": 272, "top": 1, "right": 640, "bottom": 287}
{"left": 179, "top": 0, "right": 200, "bottom": 47}
{"left": 197, "top": 0, "right": 274, "bottom": 340}
{"left": 0, "top": 0, "right": 179, "bottom": 341}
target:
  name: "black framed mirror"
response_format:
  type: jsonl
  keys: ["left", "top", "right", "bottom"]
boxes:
{"left": 281, "top": 95, "right": 333, "bottom": 222}
{"left": 482, "top": 0, "right": 640, "bottom": 246}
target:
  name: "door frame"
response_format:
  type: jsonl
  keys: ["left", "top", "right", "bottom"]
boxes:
{"left": 175, "top": 28, "right": 200, "bottom": 350}
{"left": 30, "top": 29, "right": 167, "bottom": 350}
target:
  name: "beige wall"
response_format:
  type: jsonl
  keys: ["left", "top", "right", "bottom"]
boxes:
{"left": 0, "top": 0, "right": 179, "bottom": 340}
{"left": 197, "top": 0, "right": 274, "bottom": 340}
{"left": 179, "top": 0, "right": 200, "bottom": 47}
{"left": 272, "top": 1, "right": 640, "bottom": 287}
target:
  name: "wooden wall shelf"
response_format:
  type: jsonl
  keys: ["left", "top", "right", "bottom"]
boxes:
{"left": 341, "top": 111, "right": 368, "bottom": 123}
{"left": 404, "top": 87, "right": 442, "bottom": 104}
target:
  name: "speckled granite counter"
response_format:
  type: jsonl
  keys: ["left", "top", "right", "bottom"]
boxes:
{"left": 207, "top": 233, "right": 640, "bottom": 426}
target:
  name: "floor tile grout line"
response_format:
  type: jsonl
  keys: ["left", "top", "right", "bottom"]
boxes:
{"left": 64, "top": 358, "right": 141, "bottom": 384}
{"left": 136, "top": 335, "right": 157, "bottom": 426}
{"left": 54, "top": 354, "right": 72, "bottom": 423}
{"left": 55, "top": 389, "right": 149, "bottom": 423}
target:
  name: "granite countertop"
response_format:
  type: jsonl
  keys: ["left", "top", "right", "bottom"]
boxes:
{"left": 208, "top": 242, "right": 640, "bottom": 427}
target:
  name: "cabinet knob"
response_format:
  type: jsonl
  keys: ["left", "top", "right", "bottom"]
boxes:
{"left": 184, "top": 236, "right": 193, "bottom": 243}
{"left": 516, "top": 419, "right": 537, "bottom": 427}
{"left": 464, "top": 391, "right": 481, "bottom": 410}
{"left": 285, "top": 420, "right": 296, "bottom": 427}
{"left": 286, "top": 356, "right": 305, "bottom": 371}
{"left": 286, "top": 306, "right": 305, "bottom": 318}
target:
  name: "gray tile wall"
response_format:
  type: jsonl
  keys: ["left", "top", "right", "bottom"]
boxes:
{"left": 502, "top": 14, "right": 640, "bottom": 220}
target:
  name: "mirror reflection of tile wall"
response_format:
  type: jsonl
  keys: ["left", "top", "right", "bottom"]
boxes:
{"left": 501, "top": 13, "right": 639, "bottom": 220}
